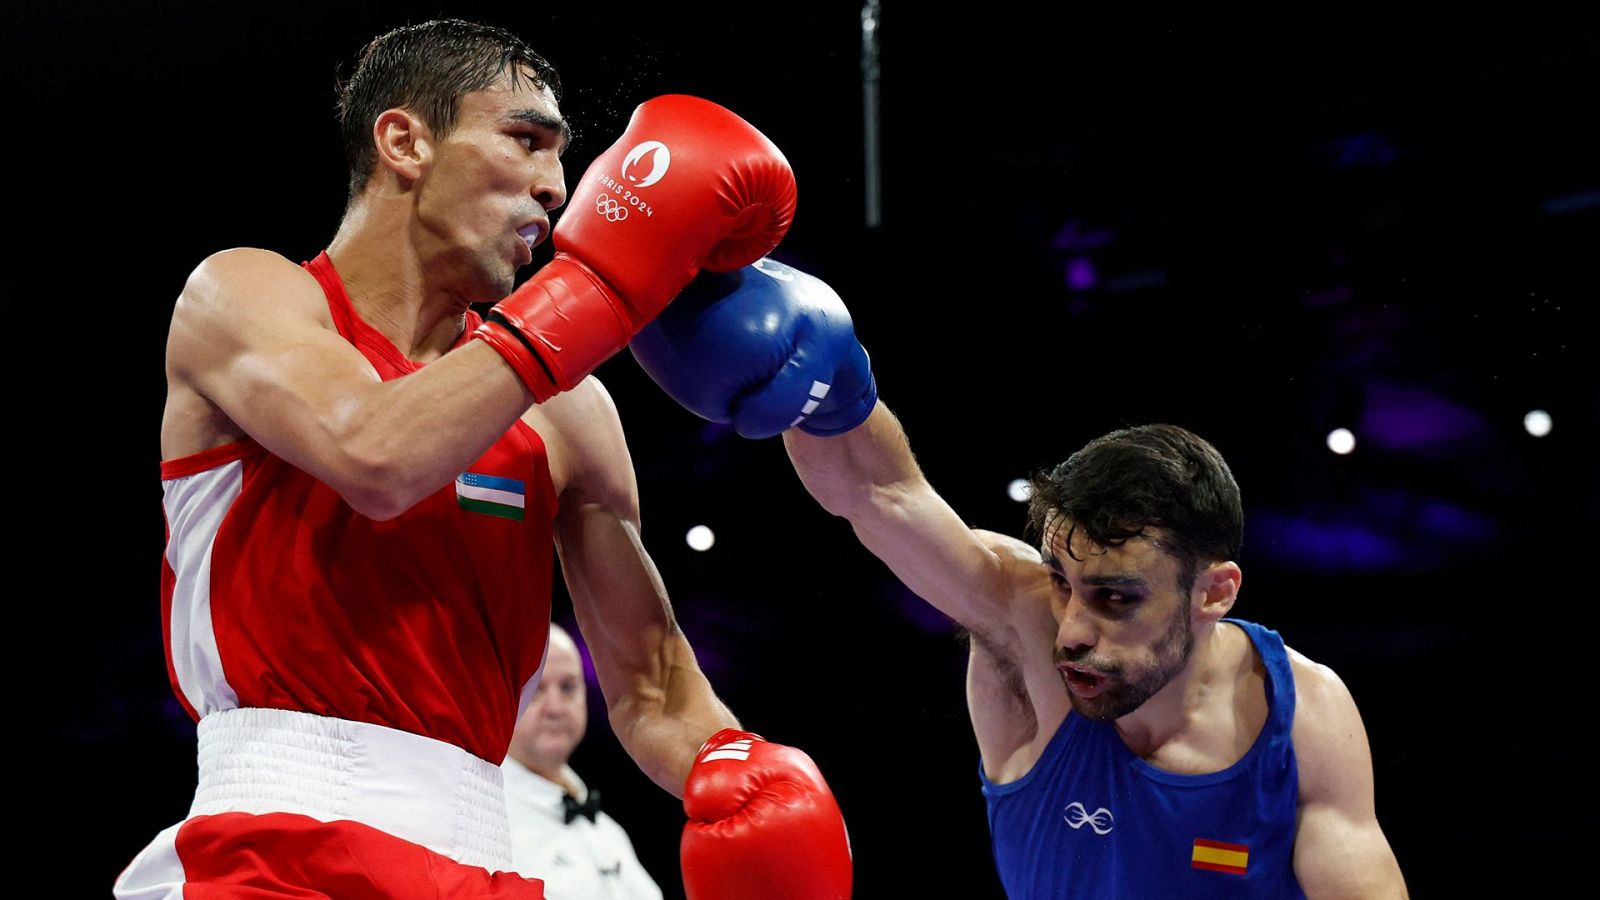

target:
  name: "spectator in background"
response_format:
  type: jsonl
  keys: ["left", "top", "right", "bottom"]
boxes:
{"left": 505, "top": 624, "right": 664, "bottom": 899}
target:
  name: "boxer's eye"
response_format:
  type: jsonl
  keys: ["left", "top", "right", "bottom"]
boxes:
{"left": 1099, "top": 590, "right": 1139, "bottom": 607}
{"left": 511, "top": 127, "right": 560, "bottom": 154}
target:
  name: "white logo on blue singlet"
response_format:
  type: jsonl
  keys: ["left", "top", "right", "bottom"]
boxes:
{"left": 1064, "top": 802, "right": 1115, "bottom": 835}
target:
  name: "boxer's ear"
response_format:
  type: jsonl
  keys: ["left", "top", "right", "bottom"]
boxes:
{"left": 1191, "top": 560, "right": 1241, "bottom": 620}
{"left": 372, "top": 108, "right": 432, "bottom": 183}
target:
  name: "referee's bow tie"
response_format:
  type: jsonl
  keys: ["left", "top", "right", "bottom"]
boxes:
{"left": 563, "top": 790, "right": 602, "bottom": 824}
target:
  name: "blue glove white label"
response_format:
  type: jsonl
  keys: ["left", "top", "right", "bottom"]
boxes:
{"left": 791, "top": 381, "right": 832, "bottom": 428}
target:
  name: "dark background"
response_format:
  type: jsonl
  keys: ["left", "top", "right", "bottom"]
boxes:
{"left": 19, "top": 3, "right": 1596, "bottom": 896}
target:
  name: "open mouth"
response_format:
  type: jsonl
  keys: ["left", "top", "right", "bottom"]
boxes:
{"left": 517, "top": 222, "right": 545, "bottom": 249}
{"left": 1060, "top": 664, "right": 1107, "bottom": 697}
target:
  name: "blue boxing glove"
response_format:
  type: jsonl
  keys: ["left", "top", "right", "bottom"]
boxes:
{"left": 630, "top": 258, "right": 877, "bottom": 439}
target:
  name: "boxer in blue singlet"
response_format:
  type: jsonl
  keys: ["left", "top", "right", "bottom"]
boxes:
{"left": 631, "top": 260, "right": 1411, "bottom": 898}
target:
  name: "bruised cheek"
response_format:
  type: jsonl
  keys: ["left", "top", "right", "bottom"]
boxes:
{"left": 1101, "top": 615, "right": 1162, "bottom": 658}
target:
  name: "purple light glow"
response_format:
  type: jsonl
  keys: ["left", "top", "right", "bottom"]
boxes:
{"left": 1065, "top": 257, "right": 1098, "bottom": 292}
{"left": 1417, "top": 500, "right": 1499, "bottom": 543}
{"left": 1253, "top": 511, "right": 1407, "bottom": 572}
{"left": 698, "top": 422, "right": 735, "bottom": 445}
{"left": 162, "top": 695, "right": 191, "bottom": 731}
{"left": 1051, "top": 219, "right": 1116, "bottom": 251}
{"left": 566, "top": 626, "right": 601, "bottom": 689}
{"left": 891, "top": 583, "right": 956, "bottom": 635}
{"left": 1358, "top": 383, "right": 1487, "bottom": 452}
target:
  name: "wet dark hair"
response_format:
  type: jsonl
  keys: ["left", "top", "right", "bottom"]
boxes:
{"left": 1026, "top": 424, "right": 1243, "bottom": 593}
{"left": 335, "top": 19, "right": 561, "bottom": 203}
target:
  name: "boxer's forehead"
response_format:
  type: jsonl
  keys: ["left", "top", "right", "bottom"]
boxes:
{"left": 456, "top": 71, "right": 570, "bottom": 153}
{"left": 1041, "top": 520, "right": 1177, "bottom": 587}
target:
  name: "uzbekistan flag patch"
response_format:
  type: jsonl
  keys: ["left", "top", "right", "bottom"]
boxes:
{"left": 455, "top": 472, "right": 526, "bottom": 521}
{"left": 1191, "top": 838, "right": 1249, "bottom": 875}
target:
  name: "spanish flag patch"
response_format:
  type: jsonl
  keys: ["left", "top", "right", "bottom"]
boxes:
{"left": 1191, "top": 838, "right": 1249, "bottom": 875}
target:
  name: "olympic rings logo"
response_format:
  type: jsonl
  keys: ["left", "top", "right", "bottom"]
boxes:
{"left": 595, "top": 194, "right": 629, "bottom": 222}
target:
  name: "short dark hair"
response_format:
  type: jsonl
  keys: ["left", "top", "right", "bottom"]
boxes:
{"left": 335, "top": 19, "right": 561, "bottom": 202}
{"left": 1026, "top": 424, "right": 1243, "bottom": 593}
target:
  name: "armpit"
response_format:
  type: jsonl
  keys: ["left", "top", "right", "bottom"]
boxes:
{"left": 964, "top": 624, "right": 1031, "bottom": 705}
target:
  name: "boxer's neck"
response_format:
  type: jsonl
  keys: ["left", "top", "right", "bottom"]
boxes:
{"left": 1112, "top": 620, "right": 1260, "bottom": 768}
{"left": 327, "top": 202, "right": 472, "bottom": 363}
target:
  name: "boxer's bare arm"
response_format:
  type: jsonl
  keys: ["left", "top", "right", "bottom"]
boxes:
{"left": 536, "top": 378, "right": 738, "bottom": 798}
{"left": 164, "top": 248, "right": 533, "bottom": 519}
{"left": 785, "top": 402, "right": 1068, "bottom": 773}
{"left": 783, "top": 403, "right": 1026, "bottom": 629}
{"left": 1288, "top": 651, "right": 1409, "bottom": 899}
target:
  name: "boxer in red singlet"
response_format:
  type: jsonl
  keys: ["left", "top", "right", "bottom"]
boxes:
{"left": 116, "top": 19, "right": 850, "bottom": 900}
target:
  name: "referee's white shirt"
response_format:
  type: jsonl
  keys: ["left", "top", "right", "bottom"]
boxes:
{"left": 501, "top": 758, "right": 664, "bottom": 900}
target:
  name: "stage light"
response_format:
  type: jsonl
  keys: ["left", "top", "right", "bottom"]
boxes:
{"left": 686, "top": 525, "right": 715, "bottom": 551}
{"left": 1327, "top": 428, "right": 1356, "bottom": 455}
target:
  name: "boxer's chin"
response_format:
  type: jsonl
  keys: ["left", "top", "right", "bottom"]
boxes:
{"left": 1066, "top": 683, "right": 1120, "bottom": 721}
{"left": 1063, "top": 674, "right": 1153, "bottom": 722}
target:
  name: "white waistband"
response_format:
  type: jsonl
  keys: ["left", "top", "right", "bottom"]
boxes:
{"left": 190, "top": 707, "right": 512, "bottom": 870}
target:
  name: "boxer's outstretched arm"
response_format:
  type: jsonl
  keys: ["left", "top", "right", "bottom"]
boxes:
{"left": 168, "top": 248, "right": 533, "bottom": 519}
{"left": 539, "top": 378, "right": 737, "bottom": 797}
{"left": 639, "top": 264, "right": 1062, "bottom": 780}
{"left": 783, "top": 402, "right": 1028, "bottom": 630}
{"left": 1288, "top": 652, "right": 1409, "bottom": 899}
{"left": 785, "top": 402, "right": 1069, "bottom": 776}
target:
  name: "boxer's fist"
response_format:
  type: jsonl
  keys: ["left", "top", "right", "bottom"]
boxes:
{"left": 475, "top": 96, "right": 796, "bottom": 401}
{"left": 681, "top": 729, "right": 851, "bottom": 900}
{"left": 631, "top": 259, "right": 877, "bottom": 439}
{"left": 561, "top": 95, "right": 796, "bottom": 303}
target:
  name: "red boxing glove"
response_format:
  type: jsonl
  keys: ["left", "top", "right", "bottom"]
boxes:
{"left": 681, "top": 729, "right": 852, "bottom": 900}
{"left": 474, "top": 95, "right": 796, "bottom": 401}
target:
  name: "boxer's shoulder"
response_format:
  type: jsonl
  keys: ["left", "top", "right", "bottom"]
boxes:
{"left": 1284, "top": 647, "right": 1368, "bottom": 801}
{"left": 163, "top": 249, "right": 335, "bottom": 456}
{"left": 522, "top": 376, "right": 634, "bottom": 510}
{"left": 975, "top": 529, "right": 1043, "bottom": 563}
{"left": 181, "top": 248, "right": 325, "bottom": 309}
{"left": 1284, "top": 645, "right": 1341, "bottom": 723}
{"left": 974, "top": 529, "right": 1054, "bottom": 614}
{"left": 1282, "top": 645, "right": 1404, "bottom": 892}
{"left": 172, "top": 247, "right": 332, "bottom": 348}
